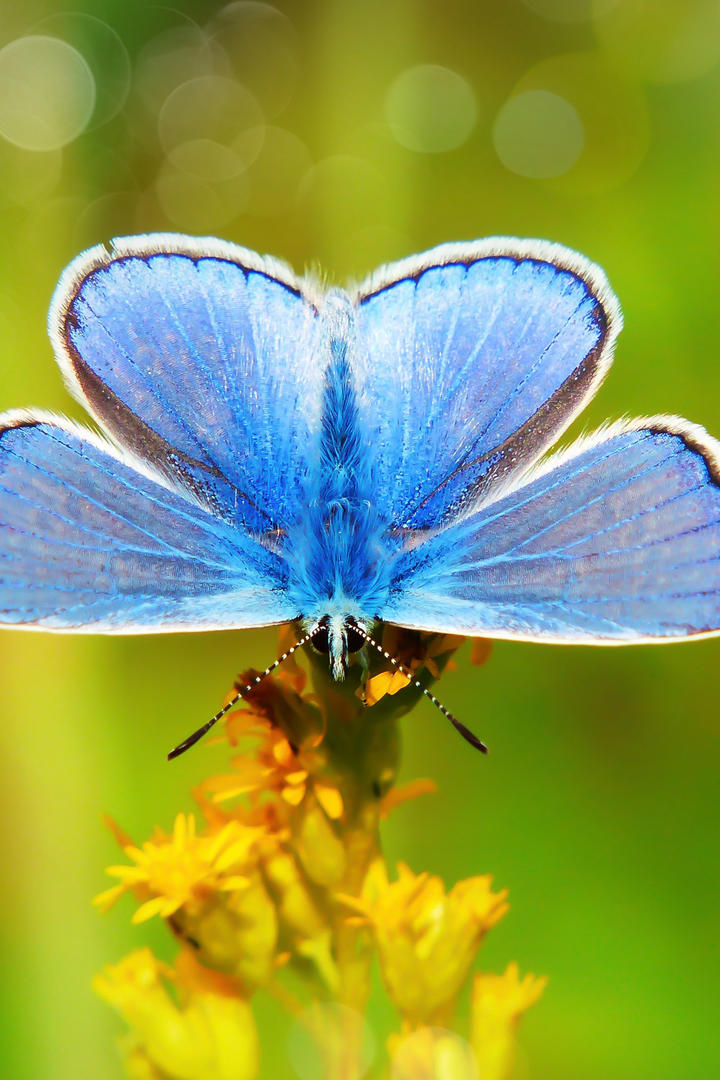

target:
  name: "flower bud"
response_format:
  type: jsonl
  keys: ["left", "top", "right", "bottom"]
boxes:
{"left": 292, "top": 793, "right": 347, "bottom": 887}
{"left": 359, "top": 861, "right": 508, "bottom": 1024}
{"left": 94, "top": 948, "right": 259, "bottom": 1080}
{"left": 470, "top": 963, "right": 547, "bottom": 1080}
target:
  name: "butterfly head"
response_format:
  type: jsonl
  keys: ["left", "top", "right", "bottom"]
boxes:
{"left": 310, "top": 614, "right": 367, "bottom": 680}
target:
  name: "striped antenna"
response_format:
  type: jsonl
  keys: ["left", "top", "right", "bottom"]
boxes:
{"left": 350, "top": 622, "right": 488, "bottom": 754}
{"left": 167, "top": 626, "right": 320, "bottom": 761}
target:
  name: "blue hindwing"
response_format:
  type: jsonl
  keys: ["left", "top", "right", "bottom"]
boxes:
{"left": 383, "top": 421, "right": 720, "bottom": 641}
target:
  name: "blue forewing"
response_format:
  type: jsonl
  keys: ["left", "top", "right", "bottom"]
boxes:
{"left": 52, "top": 235, "right": 324, "bottom": 531}
{"left": 352, "top": 239, "right": 621, "bottom": 529}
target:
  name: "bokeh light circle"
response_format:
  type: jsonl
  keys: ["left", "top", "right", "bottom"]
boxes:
{"left": 287, "top": 1003, "right": 375, "bottom": 1080}
{"left": 155, "top": 160, "right": 249, "bottom": 231}
{"left": 500, "top": 51, "right": 650, "bottom": 193}
{"left": 0, "top": 35, "right": 96, "bottom": 151}
{"left": 386, "top": 64, "right": 477, "bottom": 153}
{"left": 158, "top": 74, "right": 265, "bottom": 173}
{"left": 32, "top": 13, "right": 131, "bottom": 128}
{"left": 493, "top": 89, "right": 584, "bottom": 178}
{"left": 169, "top": 139, "right": 247, "bottom": 182}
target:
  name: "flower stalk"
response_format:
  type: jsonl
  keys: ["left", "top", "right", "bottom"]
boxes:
{"left": 94, "top": 626, "right": 545, "bottom": 1079}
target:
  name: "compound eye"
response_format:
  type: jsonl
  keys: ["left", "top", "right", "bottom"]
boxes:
{"left": 312, "top": 624, "right": 330, "bottom": 654}
{"left": 345, "top": 624, "right": 365, "bottom": 654}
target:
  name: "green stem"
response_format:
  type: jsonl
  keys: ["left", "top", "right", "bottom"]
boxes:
{"left": 306, "top": 654, "right": 401, "bottom": 1079}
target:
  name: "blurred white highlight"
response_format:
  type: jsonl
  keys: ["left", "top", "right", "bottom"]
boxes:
{"left": 386, "top": 64, "right": 477, "bottom": 153}
{"left": 0, "top": 35, "right": 95, "bottom": 151}
{"left": 158, "top": 74, "right": 265, "bottom": 173}
{"left": 493, "top": 89, "right": 584, "bottom": 178}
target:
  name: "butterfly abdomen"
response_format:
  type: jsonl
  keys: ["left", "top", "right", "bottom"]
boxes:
{"left": 282, "top": 292, "right": 393, "bottom": 621}
{"left": 317, "top": 291, "right": 367, "bottom": 502}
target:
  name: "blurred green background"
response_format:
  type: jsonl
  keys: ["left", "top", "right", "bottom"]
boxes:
{"left": 0, "top": 1, "right": 718, "bottom": 1077}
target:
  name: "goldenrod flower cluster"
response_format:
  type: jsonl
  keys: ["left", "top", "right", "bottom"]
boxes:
{"left": 94, "top": 627, "right": 545, "bottom": 1079}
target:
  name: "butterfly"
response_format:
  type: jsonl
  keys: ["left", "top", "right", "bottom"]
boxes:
{"left": 1, "top": 234, "right": 719, "bottom": 755}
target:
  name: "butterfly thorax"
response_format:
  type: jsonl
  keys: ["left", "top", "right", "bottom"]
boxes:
{"left": 282, "top": 291, "right": 395, "bottom": 675}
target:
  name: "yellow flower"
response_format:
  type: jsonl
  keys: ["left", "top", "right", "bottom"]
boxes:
{"left": 470, "top": 962, "right": 548, "bottom": 1080}
{"left": 121, "top": 1040, "right": 167, "bottom": 1079}
{"left": 223, "top": 657, "right": 323, "bottom": 758}
{"left": 200, "top": 694, "right": 344, "bottom": 822}
{"left": 344, "top": 860, "right": 509, "bottom": 1025}
{"left": 93, "top": 627, "right": 546, "bottom": 1077}
{"left": 185, "top": 869, "right": 280, "bottom": 989}
{"left": 363, "top": 667, "right": 413, "bottom": 706}
{"left": 94, "top": 813, "right": 259, "bottom": 923}
{"left": 95, "top": 813, "right": 280, "bottom": 989}
{"left": 93, "top": 948, "right": 259, "bottom": 1080}
{"left": 362, "top": 628, "right": 466, "bottom": 707}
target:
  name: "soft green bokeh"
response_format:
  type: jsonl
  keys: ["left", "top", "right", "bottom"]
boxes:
{"left": 0, "top": 1, "right": 718, "bottom": 1077}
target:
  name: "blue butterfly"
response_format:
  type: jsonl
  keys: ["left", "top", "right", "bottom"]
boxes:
{"left": 2, "top": 234, "right": 719, "bottom": 753}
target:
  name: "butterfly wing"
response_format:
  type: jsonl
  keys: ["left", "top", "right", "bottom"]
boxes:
{"left": 50, "top": 233, "right": 324, "bottom": 531}
{"left": 383, "top": 419, "right": 720, "bottom": 642}
{"left": 0, "top": 416, "right": 296, "bottom": 631}
{"left": 353, "top": 238, "right": 621, "bottom": 529}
